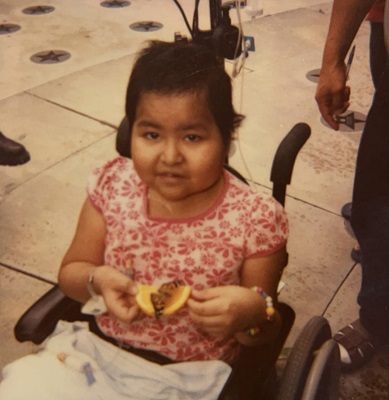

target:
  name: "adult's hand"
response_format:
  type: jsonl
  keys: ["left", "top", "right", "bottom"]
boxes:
{"left": 315, "top": 62, "right": 350, "bottom": 130}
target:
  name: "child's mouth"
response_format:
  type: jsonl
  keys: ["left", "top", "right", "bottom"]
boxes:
{"left": 158, "top": 172, "right": 184, "bottom": 183}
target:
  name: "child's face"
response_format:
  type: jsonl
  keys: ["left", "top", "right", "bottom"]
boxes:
{"left": 131, "top": 91, "right": 228, "bottom": 204}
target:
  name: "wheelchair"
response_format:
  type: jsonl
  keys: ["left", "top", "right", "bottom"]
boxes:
{"left": 14, "top": 121, "right": 340, "bottom": 400}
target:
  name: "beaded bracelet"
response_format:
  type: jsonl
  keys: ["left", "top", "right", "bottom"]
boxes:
{"left": 246, "top": 286, "right": 275, "bottom": 337}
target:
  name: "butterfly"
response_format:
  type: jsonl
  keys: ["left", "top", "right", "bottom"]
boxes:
{"left": 151, "top": 280, "right": 184, "bottom": 319}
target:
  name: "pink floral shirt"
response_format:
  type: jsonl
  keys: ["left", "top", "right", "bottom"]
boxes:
{"left": 88, "top": 157, "right": 288, "bottom": 363}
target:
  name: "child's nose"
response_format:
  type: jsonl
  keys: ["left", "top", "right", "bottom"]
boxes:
{"left": 161, "top": 140, "right": 183, "bottom": 165}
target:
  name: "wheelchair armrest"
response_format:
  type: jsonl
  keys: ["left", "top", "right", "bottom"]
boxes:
{"left": 271, "top": 123, "right": 311, "bottom": 206}
{"left": 14, "top": 285, "right": 86, "bottom": 344}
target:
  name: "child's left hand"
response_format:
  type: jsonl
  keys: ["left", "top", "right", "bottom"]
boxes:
{"left": 187, "top": 286, "right": 261, "bottom": 338}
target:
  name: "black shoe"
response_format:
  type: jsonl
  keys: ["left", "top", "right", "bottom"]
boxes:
{"left": 351, "top": 246, "right": 362, "bottom": 263}
{"left": 341, "top": 202, "right": 352, "bottom": 221}
{"left": 0, "top": 131, "right": 30, "bottom": 166}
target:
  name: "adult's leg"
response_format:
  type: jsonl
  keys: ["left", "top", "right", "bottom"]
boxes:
{"left": 369, "top": 22, "right": 387, "bottom": 90}
{"left": 340, "top": 23, "right": 387, "bottom": 264}
{"left": 351, "top": 61, "right": 389, "bottom": 344}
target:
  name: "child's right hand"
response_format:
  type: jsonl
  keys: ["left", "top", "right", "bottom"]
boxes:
{"left": 92, "top": 266, "right": 141, "bottom": 323}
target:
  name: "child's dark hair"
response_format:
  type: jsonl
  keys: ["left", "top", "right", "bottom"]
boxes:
{"left": 125, "top": 40, "right": 244, "bottom": 148}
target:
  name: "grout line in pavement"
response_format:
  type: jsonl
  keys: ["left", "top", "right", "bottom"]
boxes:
{"left": 26, "top": 91, "right": 119, "bottom": 130}
{"left": 0, "top": 261, "right": 56, "bottom": 286}
{"left": 2, "top": 115, "right": 117, "bottom": 196}
{"left": 250, "top": 179, "right": 343, "bottom": 218}
{"left": 321, "top": 261, "right": 359, "bottom": 317}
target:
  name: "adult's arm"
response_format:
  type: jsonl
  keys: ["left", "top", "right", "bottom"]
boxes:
{"left": 315, "top": 0, "right": 376, "bottom": 130}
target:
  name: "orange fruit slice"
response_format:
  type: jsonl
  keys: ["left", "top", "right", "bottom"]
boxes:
{"left": 136, "top": 284, "right": 191, "bottom": 317}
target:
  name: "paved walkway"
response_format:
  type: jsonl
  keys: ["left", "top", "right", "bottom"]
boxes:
{"left": 1, "top": 1, "right": 388, "bottom": 397}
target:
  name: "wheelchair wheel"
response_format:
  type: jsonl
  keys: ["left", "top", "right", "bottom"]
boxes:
{"left": 276, "top": 316, "right": 332, "bottom": 400}
{"left": 301, "top": 339, "right": 340, "bottom": 400}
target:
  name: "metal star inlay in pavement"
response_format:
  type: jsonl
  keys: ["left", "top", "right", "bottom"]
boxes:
{"left": 336, "top": 112, "right": 366, "bottom": 130}
{"left": 100, "top": 0, "right": 131, "bottom": 8}
{"left": 30, "top": 50, "right": 71, "bottom": 64}
{"left": 306, "top": 69, "right": 321, "bottom": 84}
{"left": 320, "top": 110, "right": 366, "bottom": 132}
{"left": 0, "top": 24, "right": 21, "bottom": 35}
{"left": 129, "top": 21, "right": 163, "bottom": 32}
{"left": 22, "top": 6, "right": 55, "bottom": 15}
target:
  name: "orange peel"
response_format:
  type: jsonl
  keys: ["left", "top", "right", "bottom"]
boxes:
{"left": 135, "top": 283, "right": 191, "bottom": 317}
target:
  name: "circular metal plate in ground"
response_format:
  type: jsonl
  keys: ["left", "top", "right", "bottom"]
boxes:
{"left": 100, "top": 0, "right": 131, "bottom": 7}
{"left": 0, "top": 24, "right": 21, "bottom": 35}
{"left": 22, "top": 6, "right": 55, "bottom": 15}
{"left": 30, "top": 50, "right": 71, "bottom": 64}
{"left": 130, "top": 21, "right": 163, "bottom": 32}
{"left": 320, "top": 110, "right": 366, "bottom": 133}
{"left": 306, "top": 69, "right": 321, "bottom": 83}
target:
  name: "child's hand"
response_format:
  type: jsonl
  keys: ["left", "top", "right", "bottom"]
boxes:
{"left": 93, "top": 266, "right": 141, "bottom": 323}
{"left": 187, "top": 286, "right": 260, "bottom": 338}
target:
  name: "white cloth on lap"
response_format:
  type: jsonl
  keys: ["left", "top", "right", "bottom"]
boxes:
{"left": 0, "top": 321, "right": 231, "bottom": 400}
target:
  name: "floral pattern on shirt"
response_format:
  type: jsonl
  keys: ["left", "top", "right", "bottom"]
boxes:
{"left": 88, "top": 157, "right": 288, "bottom": 363}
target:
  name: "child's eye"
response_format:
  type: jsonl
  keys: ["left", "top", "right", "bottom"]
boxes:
{"left": 185, "top": 134, "right": 201, "bottom": 143}
{"left": 144, "top": 132, "right": 159, "bottom": 140}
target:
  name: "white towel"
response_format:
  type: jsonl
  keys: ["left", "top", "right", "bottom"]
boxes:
{"left": 0, "top": 321, "right": 231, "bottom": 400}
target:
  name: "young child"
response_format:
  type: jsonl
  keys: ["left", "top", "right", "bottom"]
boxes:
{"left": 1, "top": 40, "right": 288, "bottom": 399}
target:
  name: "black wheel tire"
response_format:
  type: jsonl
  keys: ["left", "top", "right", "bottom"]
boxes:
{"left": 301, "top": 339, "right": 340, "bottom": 400}
{"left": 276, "top": 316, "right": 332, "bottom": 400}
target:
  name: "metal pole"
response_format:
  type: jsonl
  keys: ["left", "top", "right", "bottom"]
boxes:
{"left": 209, "top": 0, "right": 222, "bottom": 30}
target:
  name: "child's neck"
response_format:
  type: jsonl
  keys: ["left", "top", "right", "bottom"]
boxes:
{"left": 147, "top": 175, "right": 225, "bottom": 219}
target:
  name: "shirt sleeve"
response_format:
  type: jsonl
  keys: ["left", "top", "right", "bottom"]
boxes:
{"left": 244, "top": 194, "right": 288, "bottom": 258}
{"left": 87, "top": 157, "right": 126, "bottom": 213}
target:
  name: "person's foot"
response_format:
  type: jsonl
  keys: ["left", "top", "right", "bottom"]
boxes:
{"left": 351, "top": 243, "right": 362, "bottom": 263}
{"left": 333, "top": 319, "right": 381, "bottom": 371}
{"left": 0, "top": 131, "right": 30, "bottom": 166}
{"left": 341, "top": 202, "right": 352, "bottom": 221}
{"left": 340, "top": 203, "right": 362, "bottom": 263}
